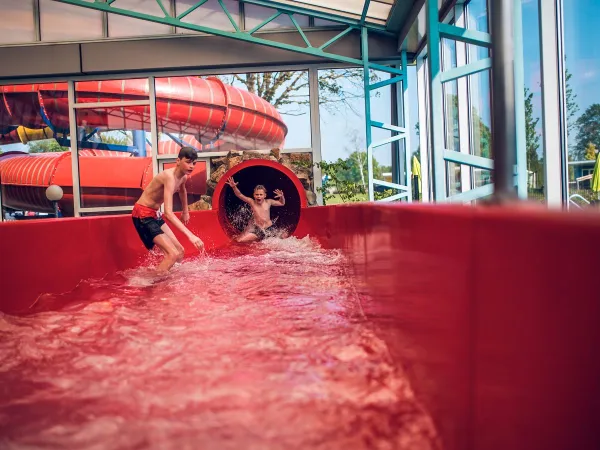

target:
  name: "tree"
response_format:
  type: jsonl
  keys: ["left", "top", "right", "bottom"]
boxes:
{"left": 28, "top": 139, "right": 68, "bottom": 153}
{"left": 575, "top": 104, "right": 600, "bottom": 160}
{"left": 525, "top": 88, "right": 543, "bottom": 188}
{"left": 584, "top": 142, "right": 598, "bottom": 160}
{"left": 565, "top": 66, "right": 579, "bottom": 141}
{"left": 472, "top": 110, "right": 491, "bottom": 159}
{"left": 217, "top": 68, "right": 378, "bottom": 116}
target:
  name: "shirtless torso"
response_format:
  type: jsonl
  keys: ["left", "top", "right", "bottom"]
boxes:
{"left": 137, "top": 168, "right": 188, "bottom": 210}
{"left": 248, "top": 200, "right": 274, "bottom": 229}
{"left": 226, "top": 176, "right": 285, "bottom": 243}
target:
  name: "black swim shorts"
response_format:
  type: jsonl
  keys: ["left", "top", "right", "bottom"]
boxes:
{"left": 249, "top": 225, "right": 274, "bottom": 241}
{"left": 132, "top": 216, "right": 165, "bottom": 250}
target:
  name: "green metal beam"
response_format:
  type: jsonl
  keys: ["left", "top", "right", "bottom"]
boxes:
{"left": 54, "top": 0, "right": 365, "bottom": 66}
{"left": 368, "top": 63, "right": 404, "bottom": 76}
{"left": 155, "top": 0, "right": 170, "bottom": 18}
{"left": 360, "top": 0, "right": 371, "bottom": 24}
{"left": 440, "top": 57, "right": 492, "bottom": 83}
{"left": 438, "top": 23, "right": 492, "bottom": 47}
{"left": 177, "top": 0, "right": 209, "bottom": 20}
{"left": 447, "top": 184, "right": 494, "bottom": 203}
{"left": 443, "top": 150, "right": 494, "bottom": 171}
{"left": 371, "top": 121, "right": 406, "bottom": 134}
{"left": 318, "top": 27, "right": 354, "bottom": 51}
{"left": 219, "top": 0, "right": 241, "bottom": 32}
{"left": 247, "top": 11, "right": 282, "bottom": 34}
{"left": 289, "top": 13, "right": 312, "bottom": 47}
{"left": 369, "top": 75, "right": 404, "bottom": 91}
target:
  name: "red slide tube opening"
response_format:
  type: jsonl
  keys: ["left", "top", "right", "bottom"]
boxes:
{"left": 212, "top": 160, "right": 307, "bottom": 238}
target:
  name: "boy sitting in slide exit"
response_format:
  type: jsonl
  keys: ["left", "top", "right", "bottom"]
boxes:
{"left": 131, "top": 147, "right": 205, "bottom": 274}
{"left": 226, "top": 176, "right": 285, "bottom": 243}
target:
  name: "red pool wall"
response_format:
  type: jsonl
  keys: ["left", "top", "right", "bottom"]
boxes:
{"left": 1, "top": 204, "right": 600, "bottom": 449}
{"left": 0, "top": 210, "right": 228, "bottom": 314}
{"left": 297, "top": 204, "right": 600, "bottom": 450}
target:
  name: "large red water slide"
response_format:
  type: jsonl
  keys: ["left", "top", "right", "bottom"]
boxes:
{"left": 0, "top": 78, "right": 288, "bottom": 214}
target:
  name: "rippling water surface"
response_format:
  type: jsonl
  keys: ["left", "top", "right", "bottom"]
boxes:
{"left": 0, "top": 237, "right": 438, "bottom": 449}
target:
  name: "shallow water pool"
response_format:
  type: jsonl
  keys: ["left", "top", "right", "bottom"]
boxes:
{"left": 0, "top": 237, "right": 438, "bottom": 449}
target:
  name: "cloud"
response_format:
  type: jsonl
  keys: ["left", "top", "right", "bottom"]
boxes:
{"left": 582, "top": 70, "right": 597, "bottom": 80}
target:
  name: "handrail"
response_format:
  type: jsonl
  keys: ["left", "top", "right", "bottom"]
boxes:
{"left": 569, "top": 194, "right": 591, "bottom": 209}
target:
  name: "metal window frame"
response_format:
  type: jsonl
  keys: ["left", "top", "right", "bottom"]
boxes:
{"left": 56, "top": 65, "right": 327, "bottom": 217}
{"left": 425, "top": 0, "right": 526, "bottom": 203}
{"left": 2, "top": 0, "right": 411, "bottom": 214}
{"left": 454, "top": 3, "right": 472, "bottom": 193}
{"left": 416, "top": 51, "right": 431, "bottom": 202}
{"left": 538, "top": 0, "right": 566, "bottom": 207}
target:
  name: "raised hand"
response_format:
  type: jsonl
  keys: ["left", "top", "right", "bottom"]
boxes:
{"left": 274, "top": 189, "right": 284, "bottom": 199}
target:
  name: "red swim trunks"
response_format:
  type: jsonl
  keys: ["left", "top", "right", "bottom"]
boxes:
{"left": 131, "top": 203, "right": 164, "bottom": 249}
{"left": 132, "top": 203, "right": 159, "bottom": 219}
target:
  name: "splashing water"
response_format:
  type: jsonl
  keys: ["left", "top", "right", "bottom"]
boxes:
{"left": 0, "top": 237, "right": 439, "bottom": 450}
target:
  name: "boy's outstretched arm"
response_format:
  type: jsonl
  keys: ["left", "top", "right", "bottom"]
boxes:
{"left": 178, "top": 181, "right": 190, "bottom": 225}
{"left": 163, "top": 177, "right": 204, "bottom": 252}
{"left": 270, "top": 189, "right": 285, "bottom": 207}
{"left": 226, "top": 177, "right": 253, "bottom": 204}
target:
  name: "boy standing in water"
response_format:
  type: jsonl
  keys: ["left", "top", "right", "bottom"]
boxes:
{"left": 132, "top": 147, "right": 204, "bottom": 273}
{"left": 226, "top": 176, "right": 285, "bottom": 243}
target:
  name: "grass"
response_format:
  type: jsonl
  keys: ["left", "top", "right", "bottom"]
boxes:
{"left": 323, "top": 193, "right": 369, "bottom": 205}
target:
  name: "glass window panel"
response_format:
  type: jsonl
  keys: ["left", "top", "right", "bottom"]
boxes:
{"left": 563, "top": 0, "right": 600, "bottom": 207}
{"left": 469, "top": 71, "right": 492, "bottom": 159}
{"left": 0, "top": 0, "right": 35, "bottom": 45}
{"left": 39, "top": 0, "right": 103, "bottom": 42}
{"left": 154, "top": 72, "right": 311, "bottom": 208}
{"left": 176, "top": 0, "right": 240, "bottom": 33}
{"left": 318, "top": 68, "right": 368, "bottom": 204}
{"left": 108, "top": 0, "right": 171, "bottom": 38}
{"left": 154, "top": 72, "right": 310, "bottom": 156}
{"left": 521, "top": 0, "right": 545, "bottom": 202}
{"left": 75, "top": 104, "right": 151, "bottom": 209}
{"left": 244, "top": 4, "right": 309, "bottom": 30}
{"left": 0, "top": 82, "right": 74, "bottom": 219}
{"left": 441, "top": 35, "right": 461, "bottom": 195}
{"left": 465, "top": 0, "right": 490, "bottom": 63}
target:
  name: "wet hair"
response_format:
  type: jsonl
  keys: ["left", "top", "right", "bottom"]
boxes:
{"left": 254, "top": 185, "right": 267, "bottom": 194}
{"left": 178, "top": 146, "right": 198, "bottom": 162}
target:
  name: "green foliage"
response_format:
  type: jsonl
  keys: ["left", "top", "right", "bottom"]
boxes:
{"left": 27, "top": 139, "right": 68, "bottom": 153}
{"left": 99, "top": 131, "right": 129, "bottom": 146}
{"left": 315, "top": 152, "right": 390, "bottom": 204}
{"left": 315, "top": 158, "right": 367, "bottom": 205}
{"left": 584, "top": 142, "right": 598, "bottom": 160}
{"left": 374, "top": 189, "right": 397, "bottom": 201}
{"left": 575, "top": 104, "right": 600, "bottom": 160}
{"left": 472, "top": 110, "right": 491, "bottom": 158}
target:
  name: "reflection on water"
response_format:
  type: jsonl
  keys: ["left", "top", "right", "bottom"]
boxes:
{"left": 0, "top": 237, "right": 439, "bottom": 449}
